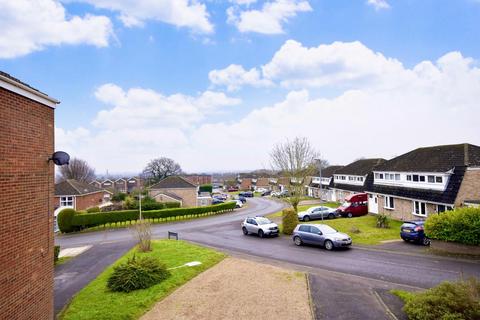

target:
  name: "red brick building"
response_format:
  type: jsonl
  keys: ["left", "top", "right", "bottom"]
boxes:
{"left": 54, "top": 179, "right": 111, "bottom": 211}
{"left": 0, "top": 71, "right": 59, "bottom": 319}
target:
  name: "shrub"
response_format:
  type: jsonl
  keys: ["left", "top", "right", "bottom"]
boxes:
{"left": 133, "top": 220, "right": 152, "bottom": 252}
{"left": 86, "top": 206, "right": 100, "bottom": 213}
{"left": 111, "top": 192, "right": 126, "bottom": 202}
{"left": 349, "top": 226, "right": 361, "bottom": 234}
{"left": 376, "top": 214, "right": 390, "bottom": 229}
{"left": 199, "top": 184, "right": 213, "bottom": 193}
{"left": 123, "top": 196, "right": 137, "bottom": 209}
{"left": 57, "top": 208, "right": 77, "bottom": 233}
{"left": 425, "top": 207, "right": 480, "bottom": 245}
{"left": 100, "top": 203, "right": 124, "bottom": 212}
{"left": 282, "top": 208, "right": 298, "bottom": 235}
{"left": 54, "top": 245, "right": 60, "bottom": 262}
{"left": 392, "top": 278, "right": 480, "bottom": 320}
{"left": 107, "top": 255, "right": 170, "bottom": 293}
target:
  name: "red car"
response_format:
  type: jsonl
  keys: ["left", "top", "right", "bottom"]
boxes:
{"left": 337, "top": 193, "right": 368, "bottom": 218}
{"left": 227, "top": 187, "right": 239, "bottom": 192}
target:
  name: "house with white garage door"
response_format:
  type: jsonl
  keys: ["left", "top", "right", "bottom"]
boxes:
{"left": 365, "top": 143, "right": 480, "bottom": 221}
{"left": 330, "top": 159, "right": 386, "bottom": 202}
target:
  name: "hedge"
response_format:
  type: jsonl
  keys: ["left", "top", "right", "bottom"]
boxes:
{"left": 59, "top": 202, "right": 236, "bottom": 233}
{"left": 425, "top": 207, "right": 480, "bottom": 245}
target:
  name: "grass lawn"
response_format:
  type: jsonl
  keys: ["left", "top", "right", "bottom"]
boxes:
{"left": 266, "top": 202, "right": 340, "bottom": 219}
{"left": 55, "top": 256, "right": 72, "bottom": 266}
{"left": 310, "top": 215, "right": 404, "bottom": 245}
{"left": 59, "top": 240, "right": 225, "bottom": 320}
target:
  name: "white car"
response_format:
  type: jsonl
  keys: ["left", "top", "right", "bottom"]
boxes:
{"left": 255, "top": 188, "right": 267, "bottom": 193}
{"left": 297, "top": 206, "right": 338, "bottom": 222}
{"left": 241, "top": 217, "right": 279, "bottom": 237}
{"left": 231, "top": 199, "right": 243, "bottom": 208}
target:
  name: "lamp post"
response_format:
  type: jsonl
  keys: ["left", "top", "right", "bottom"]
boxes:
{"left": 315, "top": 158, "right": 323, "bottom": 221}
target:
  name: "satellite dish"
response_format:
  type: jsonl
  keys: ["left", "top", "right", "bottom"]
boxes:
{"left": 49, "top": 151, "right": 70, "bottom": 166}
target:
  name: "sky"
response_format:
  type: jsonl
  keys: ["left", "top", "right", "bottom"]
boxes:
{"left": 1, "top": 0, "right": 479, "bottom": 175}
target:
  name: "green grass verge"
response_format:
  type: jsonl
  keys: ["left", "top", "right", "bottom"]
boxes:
{"left": 55, "top": 256, "right": 72, "bottom": 266}
{"left": 59, "top": 240, "right": 225, "bottom": 320}
{"left": 310, "top": 215, "right": 404, "bottom": 245}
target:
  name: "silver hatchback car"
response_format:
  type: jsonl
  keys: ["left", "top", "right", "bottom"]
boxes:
{"left": 292, "top": 224, "right": 352, "bottom": 250}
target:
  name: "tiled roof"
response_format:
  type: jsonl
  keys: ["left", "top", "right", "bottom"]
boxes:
{"left": 149, "top": 176, "right": 197, "bottom": 189}
{"left": 335, "top": 159, "right": 386, "bottom": 176}
{"left": 255, "top": 177, "right": 270, "bottom": 186}
{"left": 319, "top": 165, "right": 344, "bottom": 178}
{"left": 375, "top": 143, "right": 480, "bottom": 173}
{"left": 158, "top": 191, "right": 183, "bottom": 201}
{"left": 366, "top": 166, "right": 466, "bottom": 204}
{"left": 0, "top": 71, "right": 45, "bottom": 95}
{"left": 55, "top": 179, "right": 105, "bottom": 196}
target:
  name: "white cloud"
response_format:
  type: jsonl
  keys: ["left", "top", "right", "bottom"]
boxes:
{"left": 227, "top": 0, "right": 312, "bottom": 34}
{"left": 73, "top": 0, "right": 214, "bottom": 33}
{"left": 230, "top": 0, "right": 258, "bottom": 5}
{"left": 209, "top": 64, "right": 273, "bottom": 91}
{"left": 367, "top": 0, "right": 390, "bottom": 11}
{"left": 0, "top": 0, "right": 113, "bottom": 58}
{"left": 56, "top": 43, "right": 480, "bottom": 173}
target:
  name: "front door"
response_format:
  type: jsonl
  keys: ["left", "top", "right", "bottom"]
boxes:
{"left": 368, "top": 194, "right": 379, "bottom": 214}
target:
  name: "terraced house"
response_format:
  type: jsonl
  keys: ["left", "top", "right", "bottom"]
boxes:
{"left": 330, "top": 159, "right": 386, "bottom": 202}
{"left": 366, "top": 143, "right": 480, "bottom": 220}
{"left": 306, "top": 165, "right": 344, "bottom": 201}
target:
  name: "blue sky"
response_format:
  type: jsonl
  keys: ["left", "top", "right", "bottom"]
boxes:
{"left": 1, "top": 0, "right": 479, "bottom": 174}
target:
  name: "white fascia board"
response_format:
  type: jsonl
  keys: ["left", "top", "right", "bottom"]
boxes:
{"left": 0, "top": 74, "right": 59, "bottom": 108}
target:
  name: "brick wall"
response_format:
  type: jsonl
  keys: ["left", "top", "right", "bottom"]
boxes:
{"left": 0, "top": 87, "right": 54, "bottom": 319}
{"left": 54, "top": 192, "right": 106, "bottom": 211}
{"left": 149, "top": 188, "right": 198, "bottom": 207}
{"left": 454, "top": 168, "right": 480, "bottom": 206}
{"left": 376, "top": 195, "right": 436, "bottom": 221}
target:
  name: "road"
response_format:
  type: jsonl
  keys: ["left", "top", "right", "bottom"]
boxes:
{"left": 55, "top": 197, "right": 480, "bottom": 319}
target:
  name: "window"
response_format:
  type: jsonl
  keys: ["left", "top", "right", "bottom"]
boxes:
{"left": 412, "top": 175, "right": 419, "bottom": 182}
{"left": 310, "top": 226, "right": 321, "bottom": 234}
{"left": 299, "top": 225, "right": 310, "bottom": 232}
{"left": 413, "top": 201, "right": 427, "bottom": 216}
{"left": 435, "top": 176, "right": 443, "bottom": 183}
{"left": 395, "top": 174, "right": 400, "bottom": 180}
{"left": 384, "top": 196, "right": 395, "bottom": 209}
{"left": 60, "top": 196, "right": 73, "bottom": 207}
{"left": 437, "top": 205, "right": 453, "bottom": 213}
{"left": 428, "top": 176, "right": 435, "bottom": 183}
{"left": 349, "top": 176, "right": 355, "bottom": 181}
{"left": 375, "top": 173, "right": 379, "bottom": 179}
{"left": 104, "top": 182, "right": 111, "bottom": 186}
{"left": 406, "top": 175, "right": 412, "bottom": 181}
{"left": 419, "top": 176, "right": 425, "bottom": 182}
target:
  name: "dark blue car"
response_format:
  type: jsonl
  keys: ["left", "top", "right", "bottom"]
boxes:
{"left": 400, "top": 220, "right": 430, "bottom": 246}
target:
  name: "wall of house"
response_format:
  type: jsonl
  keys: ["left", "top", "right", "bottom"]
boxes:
{"left": 333, "top": 189, "right": 356, "bottom": 202}
{"left": 376, "top": 195, "right": 436, "bottom": 221}
{"left": 454, "top": 168, "right": 480, "bottom": 207}
{"left": 75, "top": 192, "right": 106, "bottom": 211}
{"left": 0, "top": 87, "right": 54, "bottom": 319}
{"left": 150, "top": 188, "right": 198, "bottom": 207}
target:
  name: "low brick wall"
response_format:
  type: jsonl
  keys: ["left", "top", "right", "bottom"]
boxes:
{"left": 431, "top": 240, "right": 480, "bottom": 256}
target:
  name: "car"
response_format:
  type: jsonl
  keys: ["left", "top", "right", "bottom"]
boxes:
{"left": 256, "top": 188, "right": 267, "bottom": 193}
{"left": 292, "top": 224, "right": 352, "bottom": 250}
{"left": 275, "top": 190, "right": 289, "bottom": 197}
{"left": 336, "top": 193, "right": 368, "bottom": 218}
{"left": 212, "top": 193, "right": 228, "bottom": 201}
{"left": 227, "top": 187, "right": 239, "bottom": 192}
{"left": 235, "top": 195, "right": 247, "bottom": 203}
{"left": 261, "top": 190, "right": 272, "bottom": 196}
{"left": 297, "top": 206, "right": 337, "bottom": 221}
{"left": 241, "top": 216, "right": 279, "bottom": 238}
{"left": 231, "top": 199, "right": 243, "bottom": 208}
{"left": 400, "top": 220, "right": 430, "bottom": 246}
{"left": 239, "top": 191, "right": 254, "bottom": 197}
{"left": 212, "top": 198, "right": 224, "bottom": 205}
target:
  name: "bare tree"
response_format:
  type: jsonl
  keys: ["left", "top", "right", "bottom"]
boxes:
{"left": 58, "top": 158, "right": 96, "bottom": 182}
{"left": 142, "top": 157, "right": 182, "bottom": 185}
{"left": 270, "top": 137, "right": 321, "bottom": 211}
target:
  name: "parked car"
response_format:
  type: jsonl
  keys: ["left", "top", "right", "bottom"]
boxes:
{"left": 212, "top": 198, "right": 224, "bottom": 205}
{"left": 228, "top": 187, "right": 239, "bottom": 192}
{"left": 241, "top": 217, "right": 279, "bottom": 237}
{"left": 236, "top": 195, "right": 247, "bottom": 203}
{"left": 273, "top": 190, "right": 289, "bottom": 197}
{"left": 213, "top": 193, "right": 227, "bottom": 201}
{"left": 298, "top": 206, "right": 337, "bottom": 221}
{"left": 239, "top": 191, "right": 254, "bottom": 197}
{"left": 261, "top": 190, "right": 272, "bottom": 196}
{"left": 292, "top": 224, "right": 352, "bottom": 250}
{"left": 231, "top": 199, "right": 243, "bottom": 208}
{"left": 256, "top": 188, "right": 267, "bottom": 193}
{"left": 336, "top": 193, "right": 368, "bottom": 218}
{"left": 400, "top": 220, "right": 430, "bottom": 246}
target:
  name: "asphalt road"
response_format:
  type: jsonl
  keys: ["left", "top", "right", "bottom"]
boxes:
{"left": 55, "top": 197, "right": 480, "bottom": 319}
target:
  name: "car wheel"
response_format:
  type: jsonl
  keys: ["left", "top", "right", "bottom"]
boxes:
{"left": 328, "top": 213, "right": 335, "bottom": 219}
{"left": 303, "top": 215, "right": 310, "bottom": 222}
{"left": 242, "top": 227, "right": 248, "bottom": 235}
{"left": 347, "top": 212, "right": 353, "bottom": 218}
{"left": 294, "top": 236, "right": 302, "bottom": 246}
{"left": 422, "top": 237, "right": 431, "bottom": 246}
{"left": 324, "top": 240, "right": 334, "bottom": 251}
{"left": 258, "top": 230, "right": 264, "bottom": 238}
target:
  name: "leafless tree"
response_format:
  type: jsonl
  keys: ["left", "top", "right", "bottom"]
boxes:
{"left": 270, "top": 137, "right": 322, "bottom": 211}
{"left": 58, "top": 158, "right": 96, "bottom": 182}
{"left": 142, "top": 157, "right": 182, "bottom": 185}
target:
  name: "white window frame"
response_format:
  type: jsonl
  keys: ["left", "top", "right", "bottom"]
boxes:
{"left": 412, "top": 201, "right": 427, "bottom": 217}
{"left": 384, "top": 196, "right": 395, "bottom": 210}
{"left": 60, "top": 196, "right": 73, "bottom": 207}
{"left": 436, "top": 204, "right": 453, "bottom": 213}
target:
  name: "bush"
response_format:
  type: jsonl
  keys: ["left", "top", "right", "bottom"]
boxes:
{"left": 107, "top": 255, "right": 170, "bottom": 292}
{"left": 376, "top": 214, "right": 390, "bottom": 229}
{"left": 54, "top": 245, "right": 60, "bottom": 262}
{"left": 100, "top": 203, "right": 124, "bottom": 212}
{"left": 57, "top": 208, "right": 77, "bottom": 233}
{"left": 349, "top": 226, "right": 361, "bottom": 234}
{"left": 86, "top": 206, "right": 100, "bottom": 213}
{"left": 282, "top": 208, "right": 298, "bottom": 235}
{"left": 425, "top": 207, "right": 480, "bottom": 245}
{"left": 199, "top": 184, "right": 213, "bottom": 193}
{"left": 123, "top": 196, "right": 137, "bottom": 209}
{"left": 111, "top": 192, "right": 126, "bottom": 202}
{"left": 392, "top": 278, "right": 480, "bottom": 320}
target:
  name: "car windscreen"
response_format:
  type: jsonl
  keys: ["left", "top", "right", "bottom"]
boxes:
{"left": 318, "top": 225, "right": 337, "bottom": 234}
{"left": 256, "top": 218, "right": 272, "bottom": 225}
